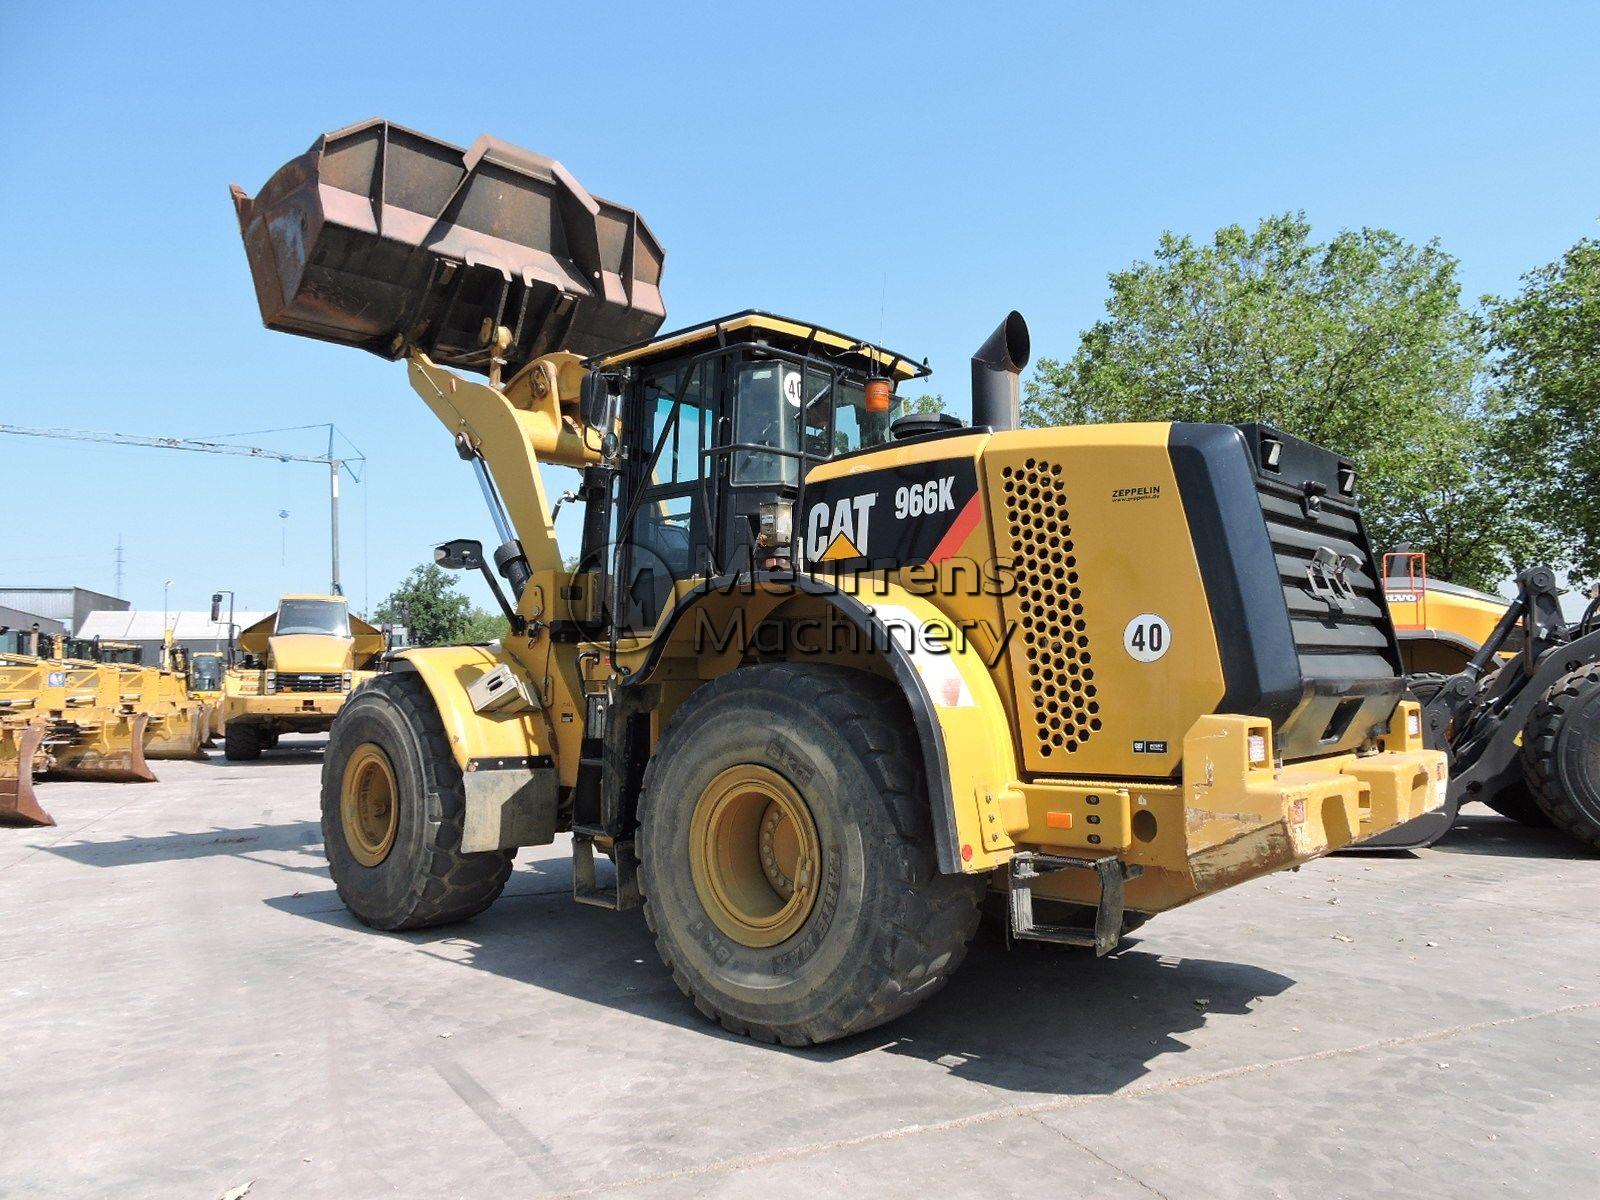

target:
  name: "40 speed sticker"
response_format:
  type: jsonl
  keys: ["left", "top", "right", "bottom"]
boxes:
{"left": 1123, "top": 613, "right": 1171, "bottom": 662}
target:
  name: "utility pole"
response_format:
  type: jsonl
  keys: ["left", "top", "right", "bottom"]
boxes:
{"left": 327, "top": 423, "right": 344, "bottom": 596}
{"left": 3, "top": 423, "right": 363, "bottom": 597}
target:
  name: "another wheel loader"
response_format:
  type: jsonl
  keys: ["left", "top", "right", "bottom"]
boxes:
{"left": 1367, "top": 553, "right": 1600, "bottom": 850}
{"left": 232, "top": 120, "right": 1447, "bottom": 1043}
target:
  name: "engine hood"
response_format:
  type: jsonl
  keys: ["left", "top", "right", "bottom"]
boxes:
{"left": 267, "top": 634, "right": 354, "bottom": 673}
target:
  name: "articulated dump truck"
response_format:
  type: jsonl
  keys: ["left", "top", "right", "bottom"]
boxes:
{"left": 233, "top": 119, "right": 1446, "bottom": 1043}
{"left": 0, "top": 636, "right": 158, "bottom": 828}
{"left": 219, "top": 595, "right": 384, "bottom": 760}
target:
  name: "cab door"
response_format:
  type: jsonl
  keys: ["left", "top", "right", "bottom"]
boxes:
{"left": 618, "top": 357, "right": 721, "bottom": 630}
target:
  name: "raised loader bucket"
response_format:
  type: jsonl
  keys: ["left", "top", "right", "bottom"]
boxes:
{"left": 231, "top": 119, "right": 667, "bottom": 376}
{"left": 0, "top": 723, "right": 55, "bottom": 828}
{"left": 50, "top": 714, "right": 159, "bottom": 784}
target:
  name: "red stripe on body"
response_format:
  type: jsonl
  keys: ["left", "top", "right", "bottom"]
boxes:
{"left": 926, "top": 495, "right": 983, "bottom": 565}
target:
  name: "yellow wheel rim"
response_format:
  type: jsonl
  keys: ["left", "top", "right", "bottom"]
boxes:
{"left": 341, "top": 743, "right": 399, "bottom": 867}
{"left": 690, "top": 764, "right": 821, "bottom": 948}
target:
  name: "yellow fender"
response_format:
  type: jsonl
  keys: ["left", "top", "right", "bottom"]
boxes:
{"left": 389, "top": 645, "right": 556, "bottom": 770}
{"left": 386, "top": 645, "right": 563, "bottom": 854}
{"left": 632, "top": 576, "right": 1023, "bottom": 875}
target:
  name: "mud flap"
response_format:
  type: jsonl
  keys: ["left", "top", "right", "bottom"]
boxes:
{"left": 0, "top": 723, "right": 55, "bottom": 828}
{"left": 460, "top": 759, "right": 559, "bottom": 852}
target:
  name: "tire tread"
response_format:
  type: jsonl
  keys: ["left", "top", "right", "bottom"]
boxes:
{"left": 637, "top": 664, "right": 982, "bottom": 1044}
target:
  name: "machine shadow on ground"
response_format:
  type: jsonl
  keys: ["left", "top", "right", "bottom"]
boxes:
{"left": 265, "top": 852, "right": 1297, "bottom": 1098}
{"left": 1430, "top": 809, "right": 1592, "bottom": 860}
{"left": 41, "top": 819, "right": 325, "bottom": 871}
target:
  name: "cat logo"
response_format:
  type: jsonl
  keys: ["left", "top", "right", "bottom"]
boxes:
{"left": 806, "top": 493, "right": 877, "bottom": 562}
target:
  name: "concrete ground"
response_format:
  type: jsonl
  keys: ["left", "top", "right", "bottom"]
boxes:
{"left": 3, "top": 735, "right": 1597, "bottom": 1199}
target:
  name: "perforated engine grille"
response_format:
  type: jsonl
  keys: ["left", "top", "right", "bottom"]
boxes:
{"left": 1000, "top": 458, "right": 1101, "bottom": 759}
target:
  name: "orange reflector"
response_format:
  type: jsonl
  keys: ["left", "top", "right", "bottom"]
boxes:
{"left": 960, "top": 842, "right": 973, "bottom": 861}
{"left": 1046, "top": 811, "right": 1073, "bottom": 830}
{"left": 865, "top": 378, "right": 891, "bottom": 413}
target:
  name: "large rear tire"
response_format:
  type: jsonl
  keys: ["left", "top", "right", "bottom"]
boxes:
{"left": 224, "top": 723, "right": 263, "bottom": 761}
{"left": 638, "top": 664, "right": 983, "bottom": 1045}
{"left": 1522, "top": 665, "right": 1600, "bottom": 851}
{"left": 320, "top": 672, "right": 514, "bottom": 929}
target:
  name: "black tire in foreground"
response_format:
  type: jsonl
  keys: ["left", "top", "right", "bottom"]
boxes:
{"left": 320, "top": 672, "right": 514, "bottom": 929}
{"left": 224, "top": 723, "right": 263, "bottom": 761}
{"left": 1522, "top": 665, "right": 1600, "bottom": 851}
{"left": 637, "top": 663, "right": 984, "bottom": 1046}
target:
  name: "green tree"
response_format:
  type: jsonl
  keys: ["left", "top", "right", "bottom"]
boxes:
{"left": 1484, "top": 238, "right": 1600, "bottom": 579}
{"left": 1023, "top": 213, "right": 1551, "bottom": 589}
{"left": 457, "top": 608, "right": 508, "bottom": 644}
{"left": 374, "top": 563, "right": 475, "bottom": 647}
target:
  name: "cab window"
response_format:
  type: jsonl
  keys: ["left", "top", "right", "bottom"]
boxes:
{"left": 276, "top": 600, "right": 350, "bottom": 637}
{"left": 642, "top": 363, "right": 714, "bottom": 486}
{"left": 732, "top": 362, "right": 801, "bottom": 484}
{"left": 833, "top": 379, "right": 903, "bottom": 455}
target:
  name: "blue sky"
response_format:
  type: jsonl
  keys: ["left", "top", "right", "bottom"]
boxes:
{"left": 3, "top": 3, "right": 1597, "bottom": 616}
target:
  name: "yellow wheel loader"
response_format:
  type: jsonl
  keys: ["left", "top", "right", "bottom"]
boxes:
{"left": 186, "top": 650, "right": 226, "bottom": 743}
{"left": 233, "top": 120, "right": 1446, "bottom": 1044}
{"left": 1369, "top": 553, "right": 1600, "bottom": 851}
{"left": 218, "top": 595, "right": 384, "bottom": 761}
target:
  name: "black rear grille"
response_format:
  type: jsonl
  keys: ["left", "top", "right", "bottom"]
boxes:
{"left": 277, "top": 673, "right": 344, "bottom": 694}
{"left": 1169, "top": 422, "right": 1406, "bottom": 764}
{"left": 1255, "top": 486, "right": 1397, "bottom": 680}
{"left": 1235, "top": 424, "right": 1404, "bottom": 760}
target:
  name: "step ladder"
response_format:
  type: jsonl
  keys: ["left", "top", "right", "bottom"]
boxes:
{"left": 1007, "top": 852, "right": 1142, "bottom": 955}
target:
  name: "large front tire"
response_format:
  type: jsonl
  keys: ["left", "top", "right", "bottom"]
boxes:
{"left": 637, "top": 664, "right": 984, "bottom": 1045}
{"left": 321, "top": 672, "right": 514, "bottom": 929}
{"left": 224, "top": 723, "right": 263, "bottom": 761}
{"left": 1522, "top": 666, "right": 1600, "bottom": 851}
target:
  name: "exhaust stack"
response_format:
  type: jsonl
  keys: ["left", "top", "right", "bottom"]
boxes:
{"left": 970, "top": 311, "right": 1031, "bottom": 432}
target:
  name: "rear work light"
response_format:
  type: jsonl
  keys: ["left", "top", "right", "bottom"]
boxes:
{"left": 1248, "top": 732, "right": 1269, "bottom": 767}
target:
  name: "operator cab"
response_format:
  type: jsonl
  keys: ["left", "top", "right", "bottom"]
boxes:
{"left": 593, "top": 312, "right": 931, "bottom": 629}
{"left": 275, "top": 596, "right": 350, "bottom": 638}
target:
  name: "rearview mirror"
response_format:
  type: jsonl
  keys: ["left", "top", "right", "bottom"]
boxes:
{"left": 580, "top": 369, "right": 615, "bottom": 429}
{"left": 210, "top": 593, "right": 222, "bottom": 622}
{"left": 435, "top": 539, "right": 486, "bottom": 571}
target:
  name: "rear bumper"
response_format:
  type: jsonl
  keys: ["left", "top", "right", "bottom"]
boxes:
{"left": 1182, "top": 714, "right": 1445, "bottom": 894}
{"left": 1017, "top": 706, "right": 1447, "bottom": 913}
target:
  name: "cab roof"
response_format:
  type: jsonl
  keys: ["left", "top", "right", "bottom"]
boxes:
{"left": 279, "top": 594, "right": 346, "bottom": 603}
{"left": 593, "top": 310, "right": 931, "bottom": 381}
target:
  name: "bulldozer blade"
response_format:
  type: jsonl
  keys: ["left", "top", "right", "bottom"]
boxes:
{"left": 49, "top": 714, "right": 159, "bottom": 784}
{"left": 144, "top": 708, "right": 206, "bottom": 760}
{"left": 0, "top": 723, "right": 55, "bottom": 827}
